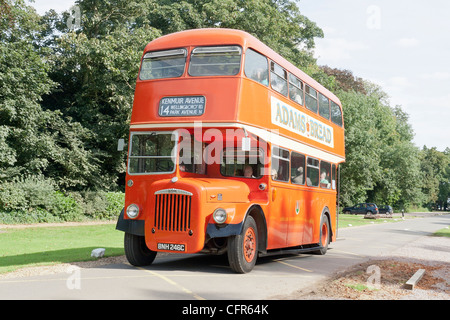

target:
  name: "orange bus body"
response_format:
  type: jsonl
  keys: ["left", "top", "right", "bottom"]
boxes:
{"left": 117, "top": 28, "right": 345, "bottom": 273}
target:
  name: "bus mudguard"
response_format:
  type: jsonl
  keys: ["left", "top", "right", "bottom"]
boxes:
{"left": 116, "top": 208, "right": 145, "bottom": 236}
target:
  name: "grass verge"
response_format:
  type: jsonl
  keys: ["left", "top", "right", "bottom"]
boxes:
{"left": 0, "top": 223, "right": 124, "bottom": 274}
{"left": 433, "top": 227, "right": 450, "bottom": 238}
{"left": 338, "top": 214, "right": 405, "bottom": 228}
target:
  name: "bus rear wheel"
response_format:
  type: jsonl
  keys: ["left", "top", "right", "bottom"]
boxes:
{"left": 312, "top": 215, "right": 330, "bottom": 255}
{"left": 124, "top": 232, "right": 157, "bottom": 266}
{"left": 227, "top": 216, "right": 258, "bottom": 273}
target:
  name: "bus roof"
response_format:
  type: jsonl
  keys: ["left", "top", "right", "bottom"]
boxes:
{"left": 143, "top": 28, "right": 340, "bottom": 106}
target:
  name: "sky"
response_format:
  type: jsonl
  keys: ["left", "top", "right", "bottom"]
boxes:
{"left": 31, "top": 0, "right": 450, "bottom": 151}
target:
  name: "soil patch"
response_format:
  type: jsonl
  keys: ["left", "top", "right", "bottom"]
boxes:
{"left": 292, "top": 259, "right": 449, "bottom": 300}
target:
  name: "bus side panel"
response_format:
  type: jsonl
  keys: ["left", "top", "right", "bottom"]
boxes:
{"left": 266, "top": 184, "right": 290, "bottom": 250}
{"left": 286, "top": 188, "right": 306, "bottom": 247}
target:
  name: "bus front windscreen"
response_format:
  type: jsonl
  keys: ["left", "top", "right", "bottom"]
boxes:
{"left": 128, "top": 132, "right": 176, "bottom": 174}
{"left": 139, "top": 49, "right": 187, "bottom": 80}
{"left": 189, "top": 46, "right": 242, "bottom": 76}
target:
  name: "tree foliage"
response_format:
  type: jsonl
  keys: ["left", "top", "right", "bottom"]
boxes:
{"left": 1, "top": 0, "right": 449, "bottom": 217}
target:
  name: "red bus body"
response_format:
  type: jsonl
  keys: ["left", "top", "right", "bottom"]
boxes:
{"left": 117, "top": 29, "right": 345, "bottom": 273}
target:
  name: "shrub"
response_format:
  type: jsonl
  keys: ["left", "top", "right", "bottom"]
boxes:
{"left": 0, "top": 175, "right": 124, "bottom": 224}
{"left": 70, "top": 191, "right": 124, "bottom": 220}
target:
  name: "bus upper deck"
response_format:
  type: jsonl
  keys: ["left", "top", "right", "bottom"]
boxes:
{"left": 130, "top": 28, "right": 345, "bottom": 163}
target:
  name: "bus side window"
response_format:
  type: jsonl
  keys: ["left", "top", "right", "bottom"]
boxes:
{"left": 305, "top": 85, "right": 318, "bottom": 113}
{"left": 306, "top": 157, "right": 319, "bottom": 187}
{"left": 270, "top": 61, "right": 288, "bottom": 96}
{"left": 320, "top": 161, "right": 331, "bottom": 189}
{"left": 319, "top": 93, "right": 330, "bottom": 120}
{"left": 291, "top": 152, "right": 305, "bottom": 185}
{"left": 178, "top": 133, "right": 206, "bottom": 175}
{"left": 332, "top": 164, "right": 337, "bottom": 190}
{"left": 244, "top": 48, "right": 269, "bottom": 86}
{"left": 289, "top": 74, "right": 304, "bottom": 106}
{"left": 331, "top": 100, "right": 343, "bottom": 127}
{"left": 271, "top": 146, "right": 289, "bottom": 182}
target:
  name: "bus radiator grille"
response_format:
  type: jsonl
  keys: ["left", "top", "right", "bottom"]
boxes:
{"left": 154, "top": 194, "right": 192, "bottom": 232}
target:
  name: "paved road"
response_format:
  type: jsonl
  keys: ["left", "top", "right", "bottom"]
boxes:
{"left": 1, "top": 214, "right": 449, "bottom": 300}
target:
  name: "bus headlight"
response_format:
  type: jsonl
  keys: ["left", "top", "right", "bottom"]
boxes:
{"left": 213, "top": 208, "right": 227, "bottom": 224}
{"left": 126, "top": 204, "right": 140, "bottom": 219}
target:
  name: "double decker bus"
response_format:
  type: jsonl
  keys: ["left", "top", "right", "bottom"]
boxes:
{"left": 116, "top": 28, "right": 345, "bottom": 273}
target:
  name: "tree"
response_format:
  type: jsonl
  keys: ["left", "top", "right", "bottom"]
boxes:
{"left": 335, "top": 78, "right": 423, "bottom": 210}
{"left": 420, "top": 146, "right": 449, "bottom": 209}
{"left": 0, "top": 0, "right": 97, "bottom": 189}
{"left": 40, "top": 0, "right": 324, "bottom": 190}
{"left": 40, "top": 0, "right": 161, "bottom": 189}
{"left": 144, "top": 0, "right": 324, "bottom": 68}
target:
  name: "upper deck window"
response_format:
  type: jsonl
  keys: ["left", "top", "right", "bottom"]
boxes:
{"left": 319, "top": 93, "right": 330, "bottom": 120}
{"left": 189, "top": 46, "right": 242, "bottom": 76}
{"left": 244, "top": 48, "right": 269, "bottom": 86}
{"left": 139, "top": 49, "right": 187, "bottom": 80}
{"left": 305, "top": 85, "right": 318, "bottom": 113}
{"left": 331, "top": 101, "right": 343, "bottom": 127}
{"left": 289, "top": 73, "right": 304, "bottom": 105}
{"left": 270, "top": 61, "right": 288, "bottom": 96}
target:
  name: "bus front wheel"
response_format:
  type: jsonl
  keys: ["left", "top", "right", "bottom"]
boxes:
{"left": 124, "top": 232, "right": 157, "bottom": 266}
{"left": 227, "top": 216, "right": 258, "bottom": 273}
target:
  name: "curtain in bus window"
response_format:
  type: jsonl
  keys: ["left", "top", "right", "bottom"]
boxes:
{"left": 244, "top": 48, "right": 269, "bottom": 86}
{"left": 189, "top": 46, "right": 242, "bottom": 76}
{"left": 139, "top": 49, "right": 187, "bottom": 80}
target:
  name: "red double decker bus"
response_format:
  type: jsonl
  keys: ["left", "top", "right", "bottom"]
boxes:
{"left": 116, "top": 28, "right": 345, "bottom": 273}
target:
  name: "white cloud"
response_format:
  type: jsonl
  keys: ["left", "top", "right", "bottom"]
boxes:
{"left": 314, "top": 38, "right": 369, "bottom": 62}
{"left": 31, "top": 0, "right": 75, "bottom": 14}
{"left": 397, "top": 38, "right": 420, "bottom": 48}
{"left": 388, "top": 76, "right": 412, "bottom": 88}
{"left": 420, "top": 72, "right": 450, "bottom": 81}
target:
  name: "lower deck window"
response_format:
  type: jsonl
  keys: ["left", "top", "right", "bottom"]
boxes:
{"left": 220, "top": 148, "right": 264, "bottom": 178}
{"left": 128, "top": 132, "right": 176, "bottom": 174}
{"left": 306, "top": 157, "right": 319, "bottom": 187}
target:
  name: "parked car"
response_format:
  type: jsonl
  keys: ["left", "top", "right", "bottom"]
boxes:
{"left": 378, "top": 205, "right": 393, "bottom": 214}
{"left": 343, "top": 203, "right": 379, "bottom": 215}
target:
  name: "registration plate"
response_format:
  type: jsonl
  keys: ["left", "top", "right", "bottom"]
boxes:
{"left": 157, "top": 243, "right": 186, "bottom": 252}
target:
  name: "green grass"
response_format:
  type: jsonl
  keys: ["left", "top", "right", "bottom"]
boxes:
{"left": 433, "top": 227, "right": 450, "bottom": 238}
{"left": 338, "top": 214, "right": 401, "bottom": 228}
{"left": 0, "top": 223, "right": 124, "bottom": 274}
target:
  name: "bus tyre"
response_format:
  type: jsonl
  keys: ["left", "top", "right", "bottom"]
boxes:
{"left": 124, "top": 232, "right": 157, "bottom": 266}
{"left": 312, "top": 215, "right": 330, "bottom": 255}
{"left": 227, "top": 216, "right": 258, "bottom": 273}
